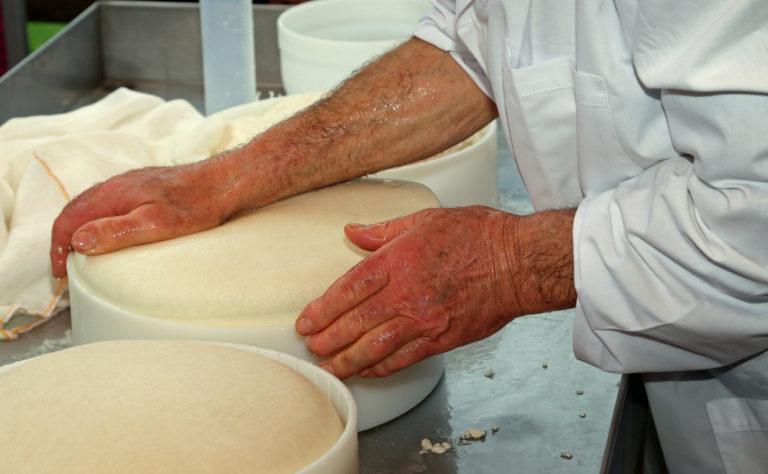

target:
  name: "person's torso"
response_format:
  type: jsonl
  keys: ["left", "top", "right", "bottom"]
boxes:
{"left": 452, "top": 0, "right": 677, "bottom": 210}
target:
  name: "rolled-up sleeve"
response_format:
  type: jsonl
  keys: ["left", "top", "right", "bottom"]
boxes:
{"left": 573, "top": 0, "right": 768, "bottom": 373}
{"left": 413, "top": 0, "right": 494, "bottom": 98}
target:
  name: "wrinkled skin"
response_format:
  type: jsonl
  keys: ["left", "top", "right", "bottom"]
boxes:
{"left": 298, "top": 207, "right": 576, "bottom": 379}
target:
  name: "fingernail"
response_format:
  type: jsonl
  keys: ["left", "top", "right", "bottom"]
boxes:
{"left": 72, "top": 230, "right": 95, "bottom": 252}
{"left": 346, "top": 223, "right": 365, "bottom": 230}
{"left": 359, "top": 369, "right": 371, "bottom": 378}
{"left": 296, "top": 317, "right": 313, "bottom": 335}
{"left": 320, "top": 363, "right": 335, "bottom": 376}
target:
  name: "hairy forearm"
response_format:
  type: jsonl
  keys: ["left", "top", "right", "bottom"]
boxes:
{"left": 214, "top": 37, "right": 499, "bottom": 216}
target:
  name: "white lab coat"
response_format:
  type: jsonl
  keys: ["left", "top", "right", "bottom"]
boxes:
{"left": 414, "top": 1, "right": 768, "bottom": 472}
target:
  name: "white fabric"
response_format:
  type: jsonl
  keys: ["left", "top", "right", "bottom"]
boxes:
{"left": 643, "top": 353, "right": 768, "bottom": 474}
{"left": 0, "top": 89, "right": 205, "bottom": 339}
{"left": 415, "top": 0, "right": 768, "bottom": 472}
{"left": 415, "top": 0, "right": 768, "bottom": 379}
{"left": 708, "top": 398, "right": 768, "bottom": 472}
{"left": 0, "top": 88, "right": 319, "bottom": 340}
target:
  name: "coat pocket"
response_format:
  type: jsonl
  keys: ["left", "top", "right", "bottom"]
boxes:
{"left": 706, "top": 397, "right": 768, "bottom": 473}
{"left": 573, "top": 71, "right": 647, "bottom": 195}
{"left": 501, "top": 55, "right": 582, "bottom": 211}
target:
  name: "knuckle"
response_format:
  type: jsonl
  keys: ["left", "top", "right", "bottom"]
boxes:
{"left": 338, "top": 349, "right": 353, "bottom": 366}
{"left": 338, "top": 277, "right": 359, "bottom": 300}
{"left": 51, "top": 218, "right": 69, "bottom": 241}
{"left": 369, "top": 339, "right": 390, "bottom": 359}
{"left": 423, "top": 313, "right": 451, "bottom": 341}
{"left": 305, "top": 336, "right": 323, "bottom": 355}
{"left": 99, "top": 218, "right": 127, "bottom": 241}
{"left": 302, "top": 300, "right": 322, "bottom": 319}
{"left": 337, "top": 308, "right": 365, "bottom": 336}
{"left": 352, "top": 308, "right": 367, "bottom": 330}
{"left": 140, "top": 203, "right": 176, "bottom": 227}
{"left": 306, "top": 335, "right": 334, "bottom": 357}
{"left": 371, "top": 360, "right": 394, "bottom": 377}
{"left": 97, "top": 177, "right": 125, "bottom": 197}
{"left": 337, "top": 350, "right": 358, "bottom": 373}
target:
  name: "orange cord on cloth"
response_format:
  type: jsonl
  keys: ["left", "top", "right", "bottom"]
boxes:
{"left": 0, "top": 88, "right": 217, "bottom": 340}
{"left": 0, "top": 151, "right": 71, "bottom": 340}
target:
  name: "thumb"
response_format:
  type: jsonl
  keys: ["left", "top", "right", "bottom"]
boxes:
{"left": 70, "top": 204, "right": 209, "bottom": 256}
{"left": 344, "top": 209, "right": 434, "bottom": 251}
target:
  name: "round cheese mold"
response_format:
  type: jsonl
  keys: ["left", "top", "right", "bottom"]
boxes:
{"left": 68, "top": 179, "right": 445, "bottom": 431}
{"left": 0, "top": 340, "right": 357, "bottom": 474}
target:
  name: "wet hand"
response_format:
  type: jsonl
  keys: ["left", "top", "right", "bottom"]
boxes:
{"left": 50, "top": 160, "right": 236, "bottom": 278}
{"left": 296, "top": 206, "right": 577, "bottom": 379}
{"left": 296, "top": 207, "right": 519, "bottom": 378}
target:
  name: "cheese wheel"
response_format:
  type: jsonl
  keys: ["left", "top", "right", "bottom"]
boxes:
{"left": 0, "top": 340, "right": 343, "bottom": 473}
{"left": 70, "top": 180, "right": 439, "bottom": 327}
{"left": 213, "top": 92, "right": 324, "bottom": 155}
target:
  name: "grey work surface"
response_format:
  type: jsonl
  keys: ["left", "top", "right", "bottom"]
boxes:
{"left": 0, "top": 2, "right": 621, "bottom": 471}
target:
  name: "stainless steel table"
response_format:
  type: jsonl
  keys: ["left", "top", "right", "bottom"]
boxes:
{"left": 0, "top": 2, "right": 621, "bottom": 471}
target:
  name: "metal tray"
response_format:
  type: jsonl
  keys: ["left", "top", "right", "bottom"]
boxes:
{"left": 1, "top": 0, "right": 288, "bottom": 123}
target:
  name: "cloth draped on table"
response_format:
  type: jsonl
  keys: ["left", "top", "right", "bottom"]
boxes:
{"left": 0, "top": 87, "right": 317, "bottom": 340}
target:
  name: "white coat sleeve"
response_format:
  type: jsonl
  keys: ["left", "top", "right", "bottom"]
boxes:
{"left": 573, "top": 0, "right": 768, "bottom": 373}
{"left": 413, "top": 0, "right": 494, "bottom": 98}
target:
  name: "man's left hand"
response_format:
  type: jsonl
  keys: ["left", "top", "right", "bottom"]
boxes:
{"left": 295, "top": 206, "right": 577, "bottom": 379}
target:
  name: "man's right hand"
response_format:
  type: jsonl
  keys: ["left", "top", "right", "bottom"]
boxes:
{"left": 50, "top": 159, "right": 236, "bottom": 278}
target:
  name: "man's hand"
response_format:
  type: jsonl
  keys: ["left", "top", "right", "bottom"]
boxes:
{"left": 50, "top": 159, "right": 240, "bottom": 278}
{"left": 296, "top": 207, "right": 577, "bottom": 379}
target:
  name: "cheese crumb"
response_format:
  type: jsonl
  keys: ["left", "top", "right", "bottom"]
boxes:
{"left": 420, "top": 438, "right": 451, "bottom": 455}
{"left": 460, "top": 429, "right": 487, "bottom": 441}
